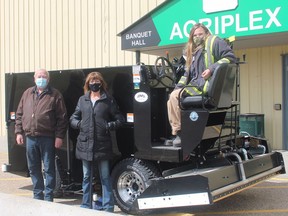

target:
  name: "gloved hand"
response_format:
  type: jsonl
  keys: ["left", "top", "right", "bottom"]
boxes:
{"left": 107, "top": 121, "right": 116, "bottom": 130}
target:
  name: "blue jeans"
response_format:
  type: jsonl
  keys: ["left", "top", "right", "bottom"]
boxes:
{"left": 26, "top": 136, "right": 55, "bottom": 201}
{"left": 81, "top": 159, "right": 114, "bottom": 212}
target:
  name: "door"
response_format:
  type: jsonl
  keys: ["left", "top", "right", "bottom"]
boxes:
{"left": 282, "top": 54, "right": 288, "bottom": 149}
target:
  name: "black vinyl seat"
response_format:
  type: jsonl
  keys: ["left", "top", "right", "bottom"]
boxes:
{"left": 179, "top": 63, "right": 237, "bottom": 110}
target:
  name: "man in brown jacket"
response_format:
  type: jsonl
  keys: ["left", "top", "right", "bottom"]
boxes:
{"left": 15, "top": 68, "right": 68, "bottom": 202}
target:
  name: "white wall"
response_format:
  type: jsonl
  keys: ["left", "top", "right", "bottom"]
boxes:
{"left": 0, "top": 0, "right": 165, "bottom": 136}
{"left": 235, "top": 45, "right": 288, "bottom": 150}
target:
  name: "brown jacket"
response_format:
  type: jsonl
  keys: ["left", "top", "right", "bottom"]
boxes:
{"left": 15, "top": 86, "right": 68, "bottom": 139}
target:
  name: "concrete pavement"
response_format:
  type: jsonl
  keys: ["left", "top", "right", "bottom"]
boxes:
{"left": 2, "top": 135, "right": 288, "bottom": 216}
{"left": 0, "top": 136, "right": 121, "bottom": 216}
{"left": 0, "top": 192, "right": 115, "bottom": 216}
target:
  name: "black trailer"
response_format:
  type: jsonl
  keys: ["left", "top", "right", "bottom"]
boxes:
{"left": 5, "top": 59, "right": 286, "bottom": 215}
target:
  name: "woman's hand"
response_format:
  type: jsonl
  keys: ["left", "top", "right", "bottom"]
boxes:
{"left": 202, "top": 69, "right": 212, "bottom": 80}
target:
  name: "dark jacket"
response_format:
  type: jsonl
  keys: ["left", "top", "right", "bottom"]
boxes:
{"left": 15, "top": 86, "right": 68, "bottom": 139}
{"left": 70, "top": 91, "right": 125, "bottom": 161}
{"left": 177, "top": 35, "right": 236, "bottom": 90}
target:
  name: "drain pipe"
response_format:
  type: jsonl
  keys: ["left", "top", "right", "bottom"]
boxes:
{"left": 136, "top": 51, "right": 141, "bottom": 65}
{"left": 222, "top": 152, "right": 246, "bottom": 181}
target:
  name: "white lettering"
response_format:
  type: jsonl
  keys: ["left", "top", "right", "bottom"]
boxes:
{"left": 236, "top": 14, "right": 248, "bottom": 32}
{"left": 250, "top": 10, "right": 263, "bottom": 30}
{"left": 221, "top": 15, "right": 234, "bottom": 34}
{"left": 183, "top": 20, "right": 196, "bottom": 37}
{"left": 170, "top": 22, "right": 184, "bottom": 40}
{"left": 169, "top": 7, "right": 282, "bottom": 41}
{"left": 126, "top": 31, "right": 152, "bottom": 40}
{"left": 214, "top": 17, "right": 219, "bottom": 34}
{"left": 131, "top": 40, "right": 146, "bottom": 46}
{"left": 265, "top": 7, "right": 281, "bottom": 28}
{"left": 199, "top": 18, "right": 212, "bottom": 30}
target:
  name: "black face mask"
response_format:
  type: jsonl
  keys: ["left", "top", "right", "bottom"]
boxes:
{"left": 89, "top": 83, "right": 102, "bottom": 92}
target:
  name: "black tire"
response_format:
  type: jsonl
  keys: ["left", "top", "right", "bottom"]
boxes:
{"left": 111, "top": 158, "right": 161, "bottom": 215}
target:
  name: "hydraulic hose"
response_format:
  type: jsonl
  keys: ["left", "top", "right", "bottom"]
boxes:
{"left": 222, "top": 152, "right": 246, "bottom": 181}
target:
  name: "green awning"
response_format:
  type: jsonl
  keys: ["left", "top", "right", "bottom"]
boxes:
{"left": 118, "top": 0, "right": 288, "bottom": 56}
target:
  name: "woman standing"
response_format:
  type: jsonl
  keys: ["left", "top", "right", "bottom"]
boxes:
{"left": 70, "top": 72, "right": 124, "bottom": 212}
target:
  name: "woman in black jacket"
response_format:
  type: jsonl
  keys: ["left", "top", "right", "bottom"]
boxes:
{"left": 70, "top": 72, "right": 124, "bottom": 212}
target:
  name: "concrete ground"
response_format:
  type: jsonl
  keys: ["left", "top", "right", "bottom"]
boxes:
{"left": 0, "top": 136, "right": 122, "bottom": 216}
{"left": 1, "top": 135, "right": 288, "bottom": 216}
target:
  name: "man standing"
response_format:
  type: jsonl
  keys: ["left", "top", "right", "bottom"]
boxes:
{"left": 15, "top": 68, "right": 68, "bottom": 202}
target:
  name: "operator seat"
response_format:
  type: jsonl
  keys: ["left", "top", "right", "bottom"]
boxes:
{"left": 179, "top": 63, "right": 237, "bottom": 110}
{"left": 178, "top": 63, "right": 237, "bottom": 159}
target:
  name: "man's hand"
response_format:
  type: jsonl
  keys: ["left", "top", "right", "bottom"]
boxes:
{"left": 16, "top": 134, "right": 24, "bottom": 145}
{"left": 202, "top": 69, "right": 212, "bottom": 80}
{"left": 55, "top": 137, "right": 63, "bottom": 149}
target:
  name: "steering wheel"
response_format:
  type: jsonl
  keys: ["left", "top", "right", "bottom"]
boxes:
{"left": 153, "top": 56, "right": 176, "bottom": 87}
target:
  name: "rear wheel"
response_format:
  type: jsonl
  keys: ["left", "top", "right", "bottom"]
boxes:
{"left": 111, "top": 158, "right": 161, "bottom": 214}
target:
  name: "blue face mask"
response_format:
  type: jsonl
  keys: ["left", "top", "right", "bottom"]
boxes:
{"left": 35, "top": 78, "right": 48, "bottom": 89}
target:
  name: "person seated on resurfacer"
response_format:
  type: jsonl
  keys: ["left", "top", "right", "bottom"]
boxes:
{"left": 167, "top": 23, "right": 236, "bottom": 147}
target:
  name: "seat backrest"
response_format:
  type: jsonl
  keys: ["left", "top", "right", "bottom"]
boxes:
{"left": 180, "top": 63, "right": 237, "bottom": 109}
{"left": 207, "top": 63, "right": 237, "bottom": 109}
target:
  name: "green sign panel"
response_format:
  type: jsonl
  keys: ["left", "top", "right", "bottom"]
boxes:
{"left": 121, "top": 0, "right": 288, "bottom": 50}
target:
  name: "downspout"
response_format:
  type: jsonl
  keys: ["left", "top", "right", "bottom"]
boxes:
{"left": 136, "top": 50, "right": 141, "bottom": 65}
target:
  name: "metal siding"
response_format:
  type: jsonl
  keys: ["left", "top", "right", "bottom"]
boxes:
{"left": 261, "top": 48, "right": 274, "bottom": 148}
{"left": 0, "top": 0, "right": 3, "bottom": 136}
{"left": 115, "top": 0, "right": 125, "bottom": 65}
{"left": 124, "top": 0, "right": 135, "bottom": 65}
{"left": 109, "top": 0, "right": 118, "bottom": 66}
{"left": 235, "top": 45, "right": 288, "bottom": 150}
{"left": 81, "top": 0, "right": 89, "bottom": 68}
{"left": 95, "top": 1, "right": 103, "bottom": 66}
{"left": 273, "top": 47, "right": 284, "bottom": 149}
{"left": 68, "top": 0, "right": 76, "bottom": 68}
{"left": 74, "top": 0, "right": 82, "bottom": 68}
{"left": 87, "top": 0, "right": 96, "bottom": 67}
{"left": 18, "top": 0, "right": 25, "bottom": 71}
{"left": 0, "top": 0, "right": 164, "bottom": 136}
{"left": 102, "top": 0, "right": 110, "bottom": 66}
{"left": 62, "top": 0, "right": 70, "bottom": 69}
{"left": 34, "top": 0, "right": 40, "bottom": 68}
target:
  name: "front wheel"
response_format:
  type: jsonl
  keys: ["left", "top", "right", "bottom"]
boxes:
{"left": 111, "top": 158, "right": 161, "bottom": 215}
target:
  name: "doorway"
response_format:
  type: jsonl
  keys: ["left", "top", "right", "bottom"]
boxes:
{"left": 282, "top": 54, "right": 288, "bottom": 150}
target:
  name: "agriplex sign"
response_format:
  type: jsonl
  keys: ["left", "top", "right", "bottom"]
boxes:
{"left": 121, "top": 0, "right": 288, "bottom": 50}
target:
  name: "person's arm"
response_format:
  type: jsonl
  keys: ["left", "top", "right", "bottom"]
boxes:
{"left": 15, "top": 92, "right": 25, "bottom": 145}
{"left": 208, "top": 36, "right": 236, "bottom": 74}
{"left": 106, "top": 98, "right": 125, "bottom": 130}
{"left": 175, "top": 70, "right": 190, "bottom": 89}
{"left": 70, "top": 98, "right": 82, "bottom": 130}
{"left": 54, "top": 93, "right": 68, "bottom": 139}
{"left": 53, "top": 93, "right": 68, "bottom": 149}
{"left": 15, "top": 94, "right": 25, "bottom": 135}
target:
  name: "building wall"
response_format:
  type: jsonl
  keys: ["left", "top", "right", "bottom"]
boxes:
{"left": 0, "top": 0, "right": 165, "bottom": 136}
{"left": 235, "top": 45, "right": 288, "bottom": 150}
